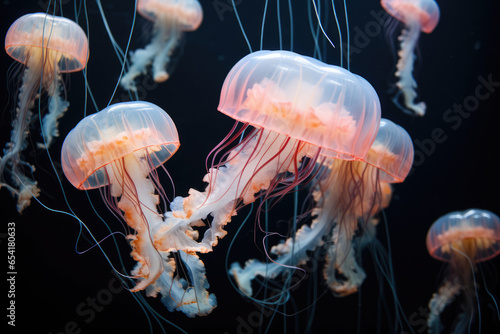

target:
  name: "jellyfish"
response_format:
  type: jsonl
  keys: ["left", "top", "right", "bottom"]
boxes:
{"left": 321, "top": 119, "right": 413, "bottom": 296}
{"left": 1, "top": 12, "right": 88, "bottom": 212}
{"left": 426, "top": 209, "right": 500, "bottom": 333}
{"left": 230, "top": 118, "right": 413, "bottom": 298}
{"left": 381, "top": 0, "right": 440, "bottom": 116}
{"left": 154, "top": 49, "right": 380, "bottom": 251}
{"left": 152, "top": 50, "right": 380, "bottom": 310}
{"left": 61, "top": 101, "right": 216, "bottom": 317}
{"left": 120, "top": 0, "right": 203, "bottom": 91}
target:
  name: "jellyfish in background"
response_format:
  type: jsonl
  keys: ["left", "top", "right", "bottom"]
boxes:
{"left": 381, "top": 0, "right": 440, "bottom": 116}
{"left": 321, "top": 119, "right": 413, "bottom": 296}
{"left": 120, "top": 0, "right": 203, "bottom": 91}
{"left": 426, "top": 209, "right": 500, "bottom": 333}
{"left": 61, "top": 101, "right": 216, "bottom": 317}
{"left": 230, "top": 119, "right": 413, "bottom": 297}
{"left": 1, "top": 12, "right": 88, "bottom": 212}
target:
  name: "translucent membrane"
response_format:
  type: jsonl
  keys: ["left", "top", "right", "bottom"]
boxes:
{"left": 5, "top": 12, "right": 89, "bottom": 72}
{"left": 218, "top": 50, "right": 381, "bottom": 160}
{"left": 364, "top": 118, "right": 414, "bottom": 183}
{"left": 427, "top": 209, "right": 500, "bottom": 263}
{"left": 381, "top": 0, "right": 440, "bottom": 33}
{"left": 61, "top": 101, "right": 179, "bottom": 190}
{"left": 138, "top": 0, "right": 203, "bottom": 31}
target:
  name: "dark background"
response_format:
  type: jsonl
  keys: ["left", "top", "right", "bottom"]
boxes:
{"left": 1, "top": 0, "right": 500, "bottom": 333}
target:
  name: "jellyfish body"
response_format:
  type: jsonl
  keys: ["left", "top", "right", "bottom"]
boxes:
{"left": 426, "top": 209, "right": 500, "bottom": 333}
{"left": 230, "top": 119, "right": 413, "bottom": 297}
{"left": 154, "top": 50, "right": 381, "bottom": 258}
{"left": 1, "top": 12, "right": 88, "bottom": 212}
{"left": 120, "top": 0, "right": 203, "bottom": 91}
{"left": 381, "top": 0, "right": 440, "bottom": 116}
{"left": 322, "top": 119, "right": 414, "bottom": 296}
{"left": 61, "top": 101, "right": 215, "bottom": 317}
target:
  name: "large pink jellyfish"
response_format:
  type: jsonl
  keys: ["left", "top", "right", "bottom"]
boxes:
{"left": 120, "top": 0, "right": 203, "bottom": 90}
{"left": 1, "top": 12, "right": 88, "bottom": 212}
{"left": 154, "top": 50, "right": 380, "bottom": 253}
{"left": 153, "top": 50, "right": 381, "bottom": 306}
{"left": 381, "top": 0, "right": 440, "bottom": 116}
{"left": 230, "top": 118, "right": 414, "bottom": 297}
{"left": 61, "top": 101, "right": 216, "bottom": 317}
{"left": 426, "top": 209, "right": 500, "bottom": 333}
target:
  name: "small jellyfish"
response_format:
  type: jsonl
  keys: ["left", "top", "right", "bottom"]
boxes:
{"left": 120, "top": 0, "right": 203, "bottom": 91}
{"left": 426, "top": 209, "right": 500, "bottom": 333}
{"left": 381, "top": 0, "right": 440, "bottom": 116}
{"left": 61, "top": 101, "right": 215, "bottom": 317}
{"left": 1, "top": 12, "right": 88, "bottom": 212}
{"left": 154, "top": 50, "right": 381, "bottom": 257}
{"left": 230, "top": 119, "right": 413, "bottom": 297}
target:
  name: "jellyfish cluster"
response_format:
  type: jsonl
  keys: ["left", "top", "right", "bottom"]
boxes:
{"left": 1, "top": 1, "right": 498, "bottom": 333}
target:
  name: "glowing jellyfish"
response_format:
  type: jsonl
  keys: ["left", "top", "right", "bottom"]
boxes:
{"left": 1, "top": 12, "right": 88, "bottom": 212}
{"left": 153, "top": 50, "right": 379, "bottom": 307}
{"left": 426, "top": 209, "right": 500, "bottom": 333}
{"left": 230, "top": 118, "right": 413, "bottom": 297}
{"left": 321, "top": 119, "right": 413, "bottom": 296}
{"left": 120, "top": 0, "right": 203, "bottom": 91}
{"left": 61, "top": 101, "right": 215, "bottom": 317}
{"left": 381, "top": 0, "right": 440, "bottom": 116}
{"left": 154, "top": 50, "right": 380, "bottom": 253}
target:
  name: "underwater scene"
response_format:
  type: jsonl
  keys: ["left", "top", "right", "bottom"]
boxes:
{"left": 1, "top": 0, "right": 500, "bottom": 333}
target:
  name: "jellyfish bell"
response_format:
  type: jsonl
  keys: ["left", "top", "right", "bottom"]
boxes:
{"left": 155, "top": 50, "right": 381, "bottom": 257}
{"left": 5, "top": 12, "right": 88, "bottom": 70}
{"left": 1, "top": 12, "right": 88, "bottom": 212}
{"left": 138, "top": 0, "right": 203, "bottom": 32}
{"left": 381, "top": 0, "right": 440, "bottom": 33}
{"left": 61, "top": 101, "right": 179, "bottom": 191}
{"left": 218, "top": 50, "right": 381, "bottom": 162}
{"left": 381, "top": 0, "right": 440, "bottom": 116}
{"left": 426, "top": 209, "right": 500, "bottom": 333}
{"left": 427, "top": 209, "right": 500, "bottom": 265}
{"left": 364, "top": 118, "right": 414, "bottom": 183}
{"left": 120, "top": 0, "right": 203, "bottom": 90}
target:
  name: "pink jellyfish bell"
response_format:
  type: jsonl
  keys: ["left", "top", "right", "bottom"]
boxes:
{"left": 120, "top": 0, "right": 203, "bottom": 90}
{"left": 1, "top": 12, "right": 88, "bottom": 212}
{"left": 382, "top": 0, "right": 439, "bottom": 34}
{"left": 426, "top": 209, "right": 500, "bottom": 333}
{"left": 381, "top": 0, "right": 440, "bottom": 116}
